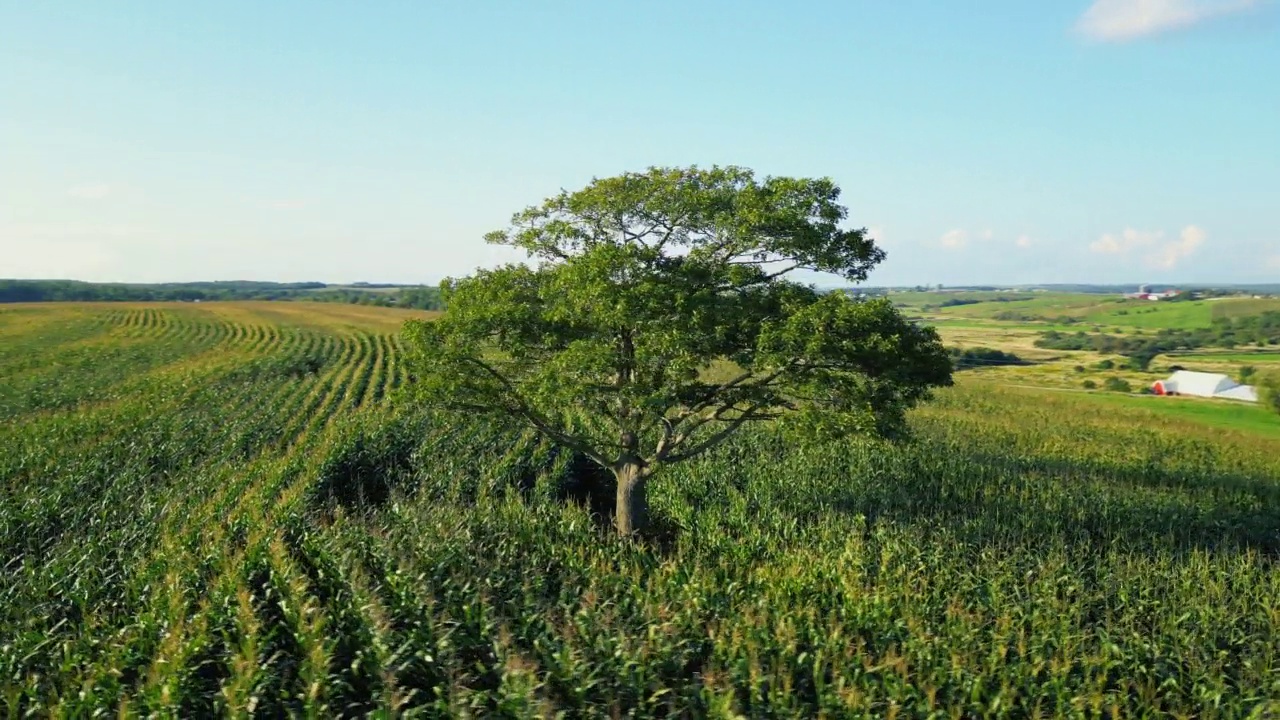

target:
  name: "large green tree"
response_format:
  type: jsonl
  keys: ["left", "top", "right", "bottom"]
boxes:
{"left": 403, "top": 166, "right": 953, "bottom": 535}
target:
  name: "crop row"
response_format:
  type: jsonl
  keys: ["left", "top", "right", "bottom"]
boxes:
{"left": 2, "top": 304, "right": 1277, "bottom": 716}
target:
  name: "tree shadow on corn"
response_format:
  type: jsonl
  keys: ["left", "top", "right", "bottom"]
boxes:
{"left": 784, "top": 437, "right": 1280, "bottom": 560}
{"left": 309, "top": 414, "right": 422, "bottom": 510}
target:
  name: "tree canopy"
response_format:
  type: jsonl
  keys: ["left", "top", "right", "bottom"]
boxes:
{"left": 403, "top": 166, "right": 953, "bottom": 535}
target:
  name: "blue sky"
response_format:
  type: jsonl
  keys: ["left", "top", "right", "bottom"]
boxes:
{"left": 2, "top": 1, "right": 1278, "bottom": 286}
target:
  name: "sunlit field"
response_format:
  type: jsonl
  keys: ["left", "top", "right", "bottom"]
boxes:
{"left": 2, "top": 302, "right": 1277, "bottom": 716}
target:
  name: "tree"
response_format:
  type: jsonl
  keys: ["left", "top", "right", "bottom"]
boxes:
{"left": 1103, "top": 377, "right": 1132, "bottom": 393}
{"left": 1239, "top": 365, "right": 1256, "bottom": 384}
{"left": 1125, "top": 350, "right": 1156, "bottom": 372}
{"left": 1258, "top": 372, "right": 1280, "bottom": 416}
{"left": 401, "top": 166, "right": 954, "bottom": 536}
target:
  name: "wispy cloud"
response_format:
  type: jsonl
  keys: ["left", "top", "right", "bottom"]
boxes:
{"left": 1088, "top": 225, "right": 1206, "bottom": 269}
{"left": 978, "top": 228, "right": 994, "bottom": 241}
{"left": 1089, "top": 227, "right": 1163, "bottom": 254}
{"left": 1149, "top": 225, "right": 1206, "bottom": 269}
{"left": 1015, "top": 234, "right": 1034, "bottom": 249}
{"left": 68, "top": 183, "right": 114, "bottom": 200}
{"left": 939, "top": 229, "right": 969, "bottom": 250}
{"left": 1266, "top": 253, "right": 1280, "bottom": 270}
{"left": 1075, "top": 0, "right": 1261, "bottom": 42}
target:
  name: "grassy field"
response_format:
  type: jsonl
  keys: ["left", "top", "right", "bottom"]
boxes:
{"left": 1211, "top": 297, "right": 1280, "bottom": 320}
{"left": 2, "top": 302, "right": 1278, "bottom": 716}
{"left": 901, "top": 290, "right": 1280, "bottom": 400}
{"left": 1045, "top": 387, "right": 1280, "bottom": 437}
{"left": 894, "top": 290, "right": 1280, "bottom": 332}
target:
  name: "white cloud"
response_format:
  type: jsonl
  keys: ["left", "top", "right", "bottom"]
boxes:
{"left": 1089, "top": 227, "right": 1163, "bottom": 254}
{"left": 1088, "top": 225, "right": 1207, "bottom": 269}
{"left": 1075, "top": 0, "right": 1260, "bottom": 42}
{"left": 1015, "top": 234, "right": 1034, "bottom": 248}
{"left": 939, "top": 229, "right": 969, "bottom": 250}
{"left": 1147, "top": 224, "right": 1206, "bottom": 269}
{"left": 68, "top": 183, "right": 113, "bottom": 200}
{"left": 978, "top": 228, "right": 994, "bottom": 240}
{"left": 1268, "top": 253, "right": 1280, "bottom": 270}
{"left": 866, "top": 225, "right": 887, "bottom": 244}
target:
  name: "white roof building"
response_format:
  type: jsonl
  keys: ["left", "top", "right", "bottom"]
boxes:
{"left": 1214, "top": 384, "right": 1259, "bottom": 403}
{"left": 1155, "top": 370, "right": 1257, "bottom": 402}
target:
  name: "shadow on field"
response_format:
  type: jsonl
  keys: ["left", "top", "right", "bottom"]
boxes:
{"left": 306, "top": 409, "right": 1279, "bottom": 559}
{"left": 811, "top": 443, "right": 1280, "bottom": 559}
{"left": 532, "top": 453, "right": 683, "bottom": 548}
{"left": 546, "top": 452, "right": 616, "bottom": 521}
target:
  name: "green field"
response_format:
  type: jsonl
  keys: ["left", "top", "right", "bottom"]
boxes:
{"left": 2, "top": 302, "right": 1279, "bottom": 716}
{"left": 896, "top": 290, "right": 1280, "bottom": 332}
{"left": 1081, "top": 300, "right": 1216, "bottom": 329}
{"left": 904, "top": 290, "right": 1280, "bottom": 403}
{"left": 1212, "top": 297, "right": 1280, "bottom": 320}
{"left": 1066, "top": 388, "right": 1280, "bottom": 436}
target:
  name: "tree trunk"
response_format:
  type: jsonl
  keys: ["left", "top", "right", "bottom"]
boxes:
{"left": 613, "top": 460, "right": 649, "bottom": 537}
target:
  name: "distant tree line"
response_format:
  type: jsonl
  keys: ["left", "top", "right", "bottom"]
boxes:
{"left": 1035, "top": 312, "right": 1280, "bottom": 369}
{"left": 0, "top": 279, "right": 326, "bottom": 302}
{"left": 991, "top": 310, "right": 1081, "bottom": 324}
{"left": 0, "top": 280, "right": 445, "bottom": 310}
{"left": 303, "top": 288, "right": 444, "bottom": 310}
{"left": 917, "top": 296, "right": 1038, "bottom": 312}
{"left": 948, "top": 347, "right": 1026, "bottom": 370}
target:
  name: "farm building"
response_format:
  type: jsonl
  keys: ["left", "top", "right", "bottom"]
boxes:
{"left": 1125, "top": 286, "right": 1180, "bottom": 301}
{"left": 1151, "top": 370, "right": 1258, "bottom": 402}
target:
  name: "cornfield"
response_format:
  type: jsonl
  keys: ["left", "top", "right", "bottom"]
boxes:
{"left": 1, "top": 302, "right": 1277, "bottom": 717}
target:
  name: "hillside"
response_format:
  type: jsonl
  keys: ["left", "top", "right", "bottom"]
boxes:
{"left": 888, "top": 291, "right": 1280, "bottom": 398}
{"left": 1, "top": 302, "right": 1277, "bottom": 716}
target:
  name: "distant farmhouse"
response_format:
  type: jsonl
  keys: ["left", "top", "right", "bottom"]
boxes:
{"left": 1126, "top": 284, "right": 1180, "bottom": 301}
{"left": 1152, "top": 370, "right": 1257, "bottom": 403}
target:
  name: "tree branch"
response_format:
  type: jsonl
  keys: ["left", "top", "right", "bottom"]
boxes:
{"left": 463, "top": 356, "right": 613, "bottom": 467}
{"left": 664, "top": 402, "right": 769, "bottom": 463}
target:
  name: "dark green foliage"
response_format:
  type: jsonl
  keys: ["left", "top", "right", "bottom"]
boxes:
{"left": 1037, "top": 311, "right": 1280, "bottom": 362}
{"left": 230, "top": 353, "right": 328, "bottom": 383}
{"left": 1125, "top": 351, "right": 1155, "bottom": 371}
{"left": 1239, "top": 365, "right": 1257, "bottom": 383}
{"left": 0, "top": 279, "right": 325, "bottom": 302}
{"left": 993, "top": 310, "right": 1079, "bottom": 324}
{"left": 0, "top": 279, "right": 446, "bottom": 309}
{"left": 947, "top": 346, "right": 1025, "bottom": 370}
{"left": 308, "top": 286, "right": 446, "bottom": 310}
{"left": 1082, "top": 379, "right": 1098, "bottom": 389}
{"left": 1258, "top": 372, "right": 1280, "bottom": 416}
{"left": 403, "top": 166, "right": 953, "bottom": 535}
{"left": 311, "top": 413, "right": 426, "bottom": 508}
{"left": 1103, "top": 377, "right": 1132, "bottom": 393}
{"left": 1095, "top": 359, "right": 1115, "bottom": 370}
